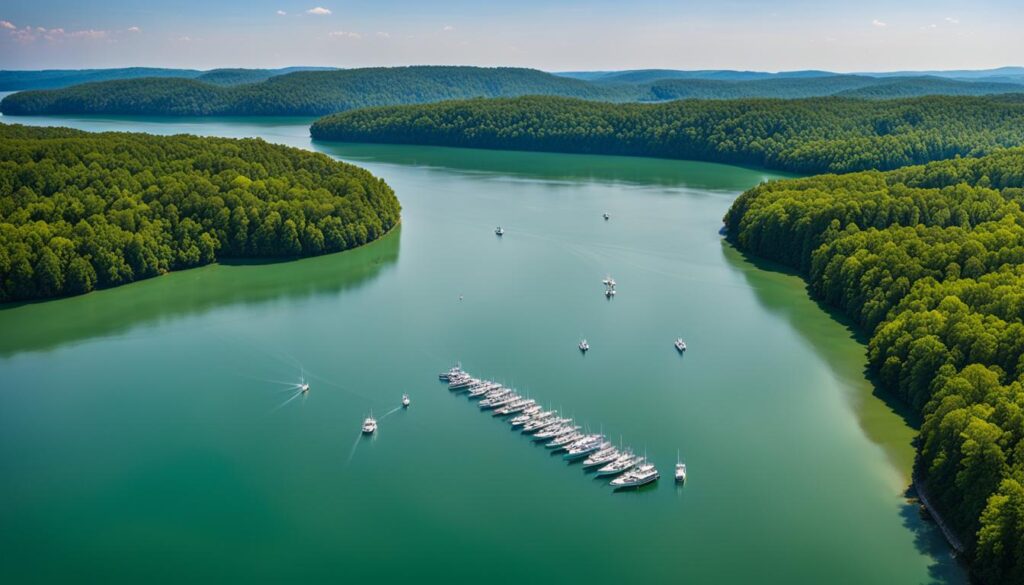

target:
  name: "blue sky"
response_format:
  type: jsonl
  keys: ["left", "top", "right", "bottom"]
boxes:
{"left": 1, "top": 1, "right": 1021, "bottom": 71}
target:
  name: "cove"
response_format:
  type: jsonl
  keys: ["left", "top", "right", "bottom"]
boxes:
{"left": 0, "top": 112, "right": 965, "bottom": 584}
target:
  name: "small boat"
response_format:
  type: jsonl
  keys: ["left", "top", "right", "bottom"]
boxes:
{"left": 675, "top": 462, "right": 687, "bottom": 483}
{"left": 564, "top": 439, "right": 609, "bottom": 461}
{"left": 675, "top": 338, "right": 687, "bottom": 352}
{"left": 509, "top": 406, "right": 544, "bottom": 426}
{"left": 361, "top": 415, "right": 377, "bottom": 434}
{"left": 603, "top": 212, "right": 610, "bottom": 221}
{"left": 602, "top": 275, "right": 612, "bottom": 286}
{"left": 579, "top": 339, "right": 589, "bottom": 353}
{"left": 438, "top": 364, "right": 463, "bottom": 381}
{"left": 605, "top": 288, "right": 616, "bottom": 298}
{"left": 533, "top": 424, "right": 579, "bottom": 441}
{"left": 495, "top": 226, "right": 504, "bottom": 236}
{"left": 299, "top": 382, "right": 310, "bottom": 394}
{"left": 610, "top": 462, "right": 660, "bottom": 489}
{"left": 546, "top": 431, "right": 584, "bottom": 449}
{"left": 582, "top": 446, "right": 620, "bottom": 468}
{"left": 402, "top": 394, "right": 410, "bottom": 408}
{"left": 467, "top": 382, "right": 502, "bottom": 398}
{"left": 480, "top": 394, "right": 520, "bottom": 410}
{"left": 448, "top": 376, "right": 477, "bottom": 390}
{"left": 595, "top": 453, "right": 638, "bottom": 477}
{"left": 494, "top": 398, "right": 536, "bottom": 416}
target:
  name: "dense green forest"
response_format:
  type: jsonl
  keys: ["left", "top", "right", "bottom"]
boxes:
{"left": 4, "top": 67, "right": 1023, "bottom": 117}
{"left": 724, "top": 149, "right": 1024, "bottom": 584}
{"left": 311, "top": 94, "right": 1024, "bottom": 175}
{"left": 0, "top": 67, "right": 625, "bottom": 116}
{"left": 0, "top": 124, "right": 399, "bottom": 302}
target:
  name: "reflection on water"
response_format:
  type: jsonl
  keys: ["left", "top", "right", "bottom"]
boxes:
{"left": 315, "top": 140, "right": 793, "bottom": 190}
{"left": 0, "top": 227, "right": 400, "bottom": 357}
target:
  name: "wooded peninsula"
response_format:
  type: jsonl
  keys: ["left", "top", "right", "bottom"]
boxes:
{"left": 0, "top": 124, "right": 400, "bottom": 302}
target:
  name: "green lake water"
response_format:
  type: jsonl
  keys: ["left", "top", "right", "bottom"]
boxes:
{"left": 0, "top": 110, "right": 965, "bottom": 584}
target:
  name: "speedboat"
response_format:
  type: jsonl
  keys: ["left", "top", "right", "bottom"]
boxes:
{"left": 546, "top": 431, "right": 584, "bottom": 449}
{"left": 299, "top": 382, "right": 310, "bottom": 393}
{"left": 603, "top": 212, "right": 610, "bottom": 221}
{"left": 595, "top": 453, "right": 638, "bottom": 477}
{"left": 605, "top": 288, "right": 616, "bottom": 298}
{"left": 564, "top": 439, "right": 609, "bottom": 461}
{"left": 675, "top": 338, "right": 687, "bottom": 352}
{"left": 583, "top": 446, "right": 620, "bottom": 468}
{"left": 579, "top": 339, "right": 589, "bottom": 352}
{"left": 402, "top": 394, "right": 410, "bottom": 408}
{"left": 611, "top": 462, "right": 659, "bottom": 489}
{"left": 675, "top": 462, "right": 687, "bottom": 483}
{"left": 495, "top": 226, "right": 504, "bottom": 236}
{"left": 361, "top": 416, "right": 377, "bottom": 434}
{"left": 602, "top": 275, "right": 612, "bottom": 286}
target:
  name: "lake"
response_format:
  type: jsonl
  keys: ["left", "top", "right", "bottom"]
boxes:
{"left": 0, "top": 109, "right": 965, "bottom": 584}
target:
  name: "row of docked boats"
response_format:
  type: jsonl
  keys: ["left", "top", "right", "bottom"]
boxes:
{"left": 439, "top": 364, "right": 684, "bottom": 490}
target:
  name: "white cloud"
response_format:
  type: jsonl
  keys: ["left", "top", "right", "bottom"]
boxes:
{"left": 872, "top": 19, "right": 887, "bottom": 28}
{"left": 306, "top": 7, "right": 331, "bottom": 15}
{"left": 277, "top": 10, "right": 287, "bottom": 16}
{"left": 442, "top": 24, "right": 455, "bottom": 32}
{"left": 177, "top": 35, "right": 193, "bottom": 42}
{"left": 921, "top": 24, "right": 938, "bottom": 31}
{"left": 329, "top": 30, "right": 361, "bottom": 39}
{"left": 375, "top": 31, "right": 390, "bottom": 38}
{"left": 6, "top": 23, "right": 115, "bottom": 43}
{"left": 945, "top": 17, "right": 960, "bottom": 25}
{"left": 0, "top": 20, "right": 15, "bottom": 30}
{"left": 127, "top": 26, "right": 141, "bottom": 33}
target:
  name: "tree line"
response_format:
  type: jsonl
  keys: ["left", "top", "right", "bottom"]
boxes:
{"left": 724, "top": 148, "right": 1024, "bottom": 584}
{"left": 4, "top": 67, "right": 1022, "bottom": 117}
{"left": 0, "top": 124, "right": 400, "bottom": 302}
{"left": 310, "top": 95, "right": 1024, "bottom": 175}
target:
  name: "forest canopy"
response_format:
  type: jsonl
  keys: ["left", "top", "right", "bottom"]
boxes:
{"left": 0, "top": 124, "right": 400, "bottom": 302}
{"left": 310, "top": 94, "right": 1024, "bottom": 175}
{"left": 724, "top": 148, "right": 1024, "bottom": 584}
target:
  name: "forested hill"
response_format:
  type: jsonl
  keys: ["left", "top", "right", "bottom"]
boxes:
{"left": 724, "top": 149, "right": 1024, "bottom": 584}
{"left": 0, "top": 66, "right": 336, "bottom": 90}
{"left": 0, "top": 124, "right": 400, "bottom": 302}
{"left": 310, "top": 94, "right": 1024, "bottom": 175}
{"left": 3, "top": 67, "right": 1023, "bottom": 117}
{"left": 0, "top": 67, "right": 627, "bottom": 117}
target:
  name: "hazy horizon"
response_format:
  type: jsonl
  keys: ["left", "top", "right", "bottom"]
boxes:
{"left": 1, "top": 1, "right": 1022, "bottom": 72}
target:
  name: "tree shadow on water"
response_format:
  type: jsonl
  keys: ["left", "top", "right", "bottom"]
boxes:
{"left": 0, "top": 227, "right": 401, "bottom": 358}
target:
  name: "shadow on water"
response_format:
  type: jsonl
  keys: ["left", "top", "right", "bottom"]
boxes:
{"left": 312, "top": 140, "right": 796, "bottom": 190}
{"left": 0, "top": 226, "right": 401, "bottom": 357}
{"left": 720, "top": 238, "right": 967, "bottom": 581}
{"left": 898, "top": 492, "right": 970, "bottom": 585}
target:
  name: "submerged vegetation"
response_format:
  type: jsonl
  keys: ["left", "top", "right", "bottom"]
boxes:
{"left": 0, "top": 124, "right": 399, "bottom": 302}
{"left": 310, "top": 94, "right": 1024, "bottom": 175}
{"left": 725, "top": 148, "right": 1024, "bottom": 584}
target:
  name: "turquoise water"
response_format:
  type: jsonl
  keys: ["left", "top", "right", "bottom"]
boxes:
{"left": 0, "top": 110, "right": 964, "bottom": 583}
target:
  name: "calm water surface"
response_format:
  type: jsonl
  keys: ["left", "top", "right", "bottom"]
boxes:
{"left": 0, "top": 109, "right": 965, "bottom": 584}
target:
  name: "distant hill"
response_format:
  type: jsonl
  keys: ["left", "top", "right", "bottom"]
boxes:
{"left": 3, "top": 66, "right": 1022, "bottom": 117}
{"left": 0, "top": 66, "right": 635, "bottom": 116}
{"left": 557, "top": 66, "right": 1024, "bottom": 84}
{"left": 0, "top": 66, "right": 337, "bottom": 90}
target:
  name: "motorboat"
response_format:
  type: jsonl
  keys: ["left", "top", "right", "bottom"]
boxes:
{"left": 402, "top": 394, "right": 411, "bottom": 408}
{"left": 610, "top": 462, "right": 659, "bottom": 489}
{"left": 579, "top": 339, "right": 589, "bottom": 353}
{"left": 495, "top": 226, "right": 504, "bottom": 236}
{"left": 361, "top": 416, "right": 377, "bottom": 434}
{"left": 676, "top": 462, "right": 687, "bottom": 483}
{"left": 438, "top": 364, "right": 463, "bottom": 381}
{"left": 603, "top": 212, "right": 610, "bottom": 221}
{"left": 510, "top": 406, "right": 544, "bottom": 426}
{"left": 494, "top": 398, "right": 536, "bottom": 416}
{"left": 532, "top": 424, "right": 579, "bottom": 441}
{"left": 675, "top": 338, "right": 687, "bottom": 352}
